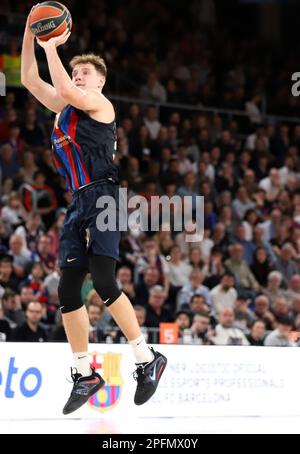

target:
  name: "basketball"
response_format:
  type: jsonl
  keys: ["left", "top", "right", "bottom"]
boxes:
{"left": 29, "top": 1, "right": 72, "bottom": 41}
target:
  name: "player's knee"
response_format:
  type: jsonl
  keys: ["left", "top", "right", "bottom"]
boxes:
{"left": 92, "top": 276, "right": 121, "bottom": 307}
{"left": 58, "top": 269, "right": 85, "bottom": 314}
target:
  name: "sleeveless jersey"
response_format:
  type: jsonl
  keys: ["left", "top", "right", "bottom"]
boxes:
{"left": 51, "top": 105, "right": 118, "bottom": 192}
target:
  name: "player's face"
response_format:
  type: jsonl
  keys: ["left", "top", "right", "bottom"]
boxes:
{"left": 72, "top": 63, "right": 104, "bottom": 90}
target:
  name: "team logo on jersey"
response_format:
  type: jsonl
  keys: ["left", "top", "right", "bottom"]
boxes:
{"left": 88, "top": 351, "right": 124, "bottom": 413}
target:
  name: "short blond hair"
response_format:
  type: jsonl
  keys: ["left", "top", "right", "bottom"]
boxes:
{"left": 69, "top": 53, "right": 107, "bottom": 78}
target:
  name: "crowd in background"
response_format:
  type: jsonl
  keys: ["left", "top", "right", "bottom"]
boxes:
{"left": 0, "top": 0, "right": 300, "bottom": 346}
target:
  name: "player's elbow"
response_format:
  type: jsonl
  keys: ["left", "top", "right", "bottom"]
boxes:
{"left": 59, "top": 85, "right": 73, "bottom": 101}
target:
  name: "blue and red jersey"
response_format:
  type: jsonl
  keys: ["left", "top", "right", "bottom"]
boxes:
{"left": 51, "top": 105, "right": 118, "bottom": 192}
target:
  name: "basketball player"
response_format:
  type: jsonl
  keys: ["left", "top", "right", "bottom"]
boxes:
{"left": 21, "top": 7, "right": 167, "bottom": 414}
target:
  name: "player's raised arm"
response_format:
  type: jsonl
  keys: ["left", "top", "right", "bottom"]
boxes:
{"left": 37, "top": 32, "right": 109, "bottom": 113}
{"left": 21, "top": 6, "right": 67, "bottom": 113}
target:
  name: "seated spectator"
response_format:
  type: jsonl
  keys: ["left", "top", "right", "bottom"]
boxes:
{"left": 43, "top": 263, "right": 60, "bottom": 310}
{"left": 203, "top": 246, "right": 226, "bottom": 289}
{"left": 0, "top": 300, "right": 11, "bottom": 341}
{"left": 185, "top": 247, "right": 208, "bottom": 275}
{"left": 8, "top": 234, "right": 32, "bottom": 278}
{"left": 177, "top": 269, "right": 211, "bottom": 309}
{"left": 210, "top": 272, "right": 237, "bottom": 314}
{"left": 135, "top": 237, "right": 169, "bottom": 294}
{"left": 86, "top": 289, "right": 112, "bottom": 330}
{"left": 230, "top": 223, "right": 255, "bottom": 265}
{"left": 167, "top": 245, "right": 192, "bottom": 288}
{"left": 133, "top": 305, "right": 149, "bottom": 342}
{"left": 250, "top": 247, "right": 273, "bottom": 287}
{"left": 259, "top": 168, "right": 283, "bottom": 203}
{"left": 253, "top": 295, "right": 275, "bottom": 330}
{"left": 88, "top": 303, "right": 107, "bottom": 343}
{"left": 47, "top": 209, "right": 66, "bottom": 257}
{"left": 190, "top": 312, "right": 212, "bottom": 345}
{"left": 275, "top": 243, "right": 299, "bottom": 288}
{"left": 246, "top": 320, "right": 266, "bottom": 346}
{"left": 2, "top": 290, "right": 25, "bottom": 329}
{"left": 33, "top": 235, "right": 56, "bottom": 275}
{"left": 285, "top": 275, "right": 300, "bottom": 304}
{"left": 145, "top": 285, "right": 174, "bottom": 328}
{"left": 14, "top": 211, "right": 44, "bottom": 253}
{"left": 116, "top": 266, "right": 136, "bottom": 302}
{"left": 2, "top": 191, "right": 27, "bottom": 231}
{"left": 234, "top": 296, "right": 256, "bottom": 333}
{"left": 262, "top": 271, "right": 286, "bottom": 306}
{"left": 175, "top": 310, "right": 193, "bottom": 342}
{"left": 264, "top": 316, "right": 294, "bottom": 347}
{"left": 20, "top": 285, "right": 35, "bottom": 310}
{"left": 225, "top": 244, "right": 259, "bottom": 298}
{"left": 0, "top": 256, "right": 20, "bottom": 292}
{"left": 23, "top": 170, "right": 57, "bottom": 229}
{"left": 232, "top": 186, "right": 255, "bottom": 221}
{"left": 20, "top": 262, "right": 48, "bottom": 305}
{"left": 272, "top": 297, "right": 290, "bottom": 319}
{"left": 211, "top": 307, "right": 249, "bottom": 346}
{"left": 11, "top": 301, "right": 47, "bottom": 342}
{"left": 134, "top": 266, "right": 160, "bottom": 307}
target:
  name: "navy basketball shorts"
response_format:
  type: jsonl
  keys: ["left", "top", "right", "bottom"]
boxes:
{"left": 59, "top": 181, "right": 121, "bottom": 269}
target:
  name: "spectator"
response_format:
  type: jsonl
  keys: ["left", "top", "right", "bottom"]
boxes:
{"left": 225, "top": 244, "right": 259, "bottom": 296}
{"left": 167, "top": 245, "right": 192, "bottom": 288}
{"left": 264, "top": 316, "right": 294, "bottom": 347}
{"left": 210, "top": 272, "right": 237, "bottom": 314}
{"left": 0, "top": 256, "right": 20, "bottom": 292}
{"left": 211, "top": 307, "right": 249, "bottom": 346}
{"left": 175, "top": 310, "right": 192, "bottom": 342}
{"left": 8, "top": 234, "right": 32, "bottom": 278}
{"left": 145, "top": 285, "right": 174, "bottom": 328}
{"left": 275, "top": 243, "right": 299, "bottom": 288}
{"left": 88, "top": 303, "right": 107, "bottom": 343}
{"left": 250, "top": 247, "right": 274, "bottom": 287}
{"left": 134, "top": 266, "right": 160, "bottom": 307}
{"left": 262, "top": 271, "right": 285, "bottom": 306}
{"left": 232, "top": 186, "right": 255, "bottom": 221}
{"left": 190, "top": 313, "right": 212, "bottom": 345}
{"left": 11, "top": 301, "right": 47, "bottom": 342}
{"left": 116, "top": 266, "right": 136, "bottom": 301}
{"left": 0, "top": 300, "right": 11, "bottom": 341}
{"left": 234, "top": 296, "right": 256, "bottom": 333}
{"left": 177, "top": 269, "right": 211, "bottom": 309}
{"left": 253, "top": 295, "right": 275, "bottom": 331}
{"left": 246, "top": 320, "right": 266, "bottom": 346}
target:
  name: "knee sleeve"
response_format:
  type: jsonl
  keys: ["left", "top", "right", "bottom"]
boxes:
{"left": 58, "top": 267, "right": 87, "bottom": 314}
{"left": 88, "top": 255, "right": 122, "bottom": 307}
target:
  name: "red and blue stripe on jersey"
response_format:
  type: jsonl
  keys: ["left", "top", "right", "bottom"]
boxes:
{"left": 51, "top": 105, "right": 91, "bottom": 192}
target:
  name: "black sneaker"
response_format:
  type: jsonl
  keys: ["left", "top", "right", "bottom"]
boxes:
{"left": 62, "top": 367, "right": 105, "bottom": 415}
{"left": 133, "top": 347, "right": 167, "bottom": 405}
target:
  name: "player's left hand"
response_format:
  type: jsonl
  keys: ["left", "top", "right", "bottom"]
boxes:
{"left": 37, "top": 28, "right": 71, "bottom": 49}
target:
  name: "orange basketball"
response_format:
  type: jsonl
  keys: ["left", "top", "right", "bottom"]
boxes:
{"left": 29, "top": 1, "right": 72, "bottom": 41}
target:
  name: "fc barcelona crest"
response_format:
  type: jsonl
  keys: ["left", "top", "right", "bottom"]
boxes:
{"left": 88, "top": 351, "right": 124, "bottom": 413}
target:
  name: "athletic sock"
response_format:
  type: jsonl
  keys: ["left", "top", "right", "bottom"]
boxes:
{"left": 73, "top": 352, "right": 91, "bottom": 377}
{"left": 129, "top": 335, "right": 155, "bottom": 364}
